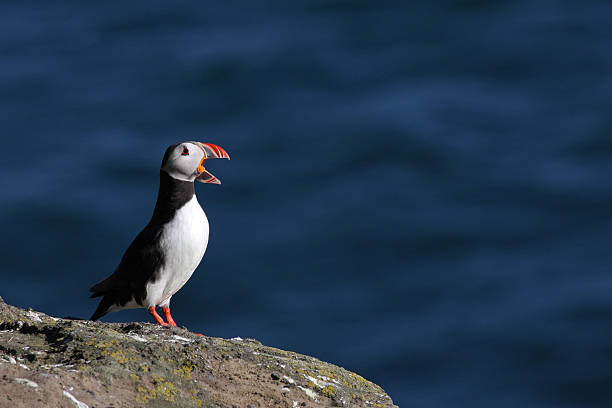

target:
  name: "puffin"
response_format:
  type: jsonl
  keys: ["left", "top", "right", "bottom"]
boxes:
{"left": 89, "top": 141, "right": 229, "bottom": 328}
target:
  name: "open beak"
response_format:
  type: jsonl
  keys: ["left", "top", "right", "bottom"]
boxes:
{"left": 193, "top": 142, "right": 230, "bottom": 184}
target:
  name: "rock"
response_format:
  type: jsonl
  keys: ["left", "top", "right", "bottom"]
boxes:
{"left": 0, "top": 299, "right": 397, "bottom": 407}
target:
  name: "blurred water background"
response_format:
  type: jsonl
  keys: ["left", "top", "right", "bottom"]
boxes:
{"left": 1, "top": 1, "right": 612, "bottom": 407}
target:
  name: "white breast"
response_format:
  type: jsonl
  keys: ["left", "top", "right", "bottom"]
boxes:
{"left": 144, "top": 195, "right": 209, "bottom": 307}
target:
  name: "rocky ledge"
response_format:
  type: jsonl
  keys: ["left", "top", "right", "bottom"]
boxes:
{"left": 0, "top": 298, "right": 396, "bottom": 408}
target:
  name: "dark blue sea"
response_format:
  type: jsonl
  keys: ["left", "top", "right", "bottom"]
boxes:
{"left": 1, "top": 1, "right": 612, "bottom": 407}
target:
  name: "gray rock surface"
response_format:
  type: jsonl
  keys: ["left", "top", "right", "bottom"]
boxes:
{"left": 0, "top": 297, "right": 397, "bottom": 407}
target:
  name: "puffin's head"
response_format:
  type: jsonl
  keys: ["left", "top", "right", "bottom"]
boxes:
{"left": 161, "top": 142, "right": 230, "bottom": 184}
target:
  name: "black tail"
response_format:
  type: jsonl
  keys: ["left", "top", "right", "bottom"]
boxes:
{"left": 90, "top": 296, "right": 114, "bottom": 321}
{"left": 89, "top": 275, "right": 115, "bottom": 298}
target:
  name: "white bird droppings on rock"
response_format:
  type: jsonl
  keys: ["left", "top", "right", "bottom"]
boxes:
{"left": 25, "top": 311, "right": 43, "bottom": 323}
{"left": 304, "top": 374, "right": 326, "bottom": 388}
{"left": 40, "top": 363, "right": 65, "bottom": 370}
{"left": 282, "top": 375, "right": 295, "bottom": 384}
{"left": 63, "top": 390, "right": 89, "bottom": 408}
{"left": 14, "top": 378, "right": 38, "bottom": 388}
{"left": 166, "top": 335, "right": 193, "bottom": 344}
{"left": 298, "top": 386, "right": 317, "bottom": 400}
{"left": 318, "top": 374, "right": 338, "bottom": 384}
{"left": 126, "top": 333, "right": 147, "bottom": 342}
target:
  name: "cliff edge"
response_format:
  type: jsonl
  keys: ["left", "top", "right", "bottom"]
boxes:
{"left": 0, "top": 297, "right": 397, "bottom": 408}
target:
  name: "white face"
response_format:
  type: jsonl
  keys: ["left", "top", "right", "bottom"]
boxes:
{"left": 161, "top": 142, "right": 206, "bottom": 182}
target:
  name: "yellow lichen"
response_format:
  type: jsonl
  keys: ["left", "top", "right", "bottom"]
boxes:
{"left": 299, "top": 361, "right": 339, "bottom": 380}
{"left": 129, "top": 373, "right": 139, "bottom": 380}
{"left": 136, "top": 375, "right": 177, "bottom": 403}
{"left": 189, "top": 389, "right": 203, "bottom": 407}
{"left": 321, "top": 385, "right": 336, "bottom": 398}
{"left": 174, "top": 361, "right": 195, "bottom": 379}
{"left": 295, "top": 368, "right": 317, "bottom": 378}
{"left": 94, "top": 340, "right": 119, "bottom": 349}
{"left": 342, "top": 372, "right": 373, "bottom": 390}
{"left": 110, "top": 350, "right": 129, "bottom": 364}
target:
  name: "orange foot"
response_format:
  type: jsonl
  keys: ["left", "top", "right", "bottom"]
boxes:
{"left": 149, "top": 306, "right": 203, "bottom": 335}
{"left": 161, "top": 307, "right": 177, "bottom": 327}
{"left": 147, "top": 306, "right": 169, "bottom": 326}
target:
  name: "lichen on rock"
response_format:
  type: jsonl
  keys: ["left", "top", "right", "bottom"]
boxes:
{"left": 0, "top": 297, "right": 397, "bottom": 407}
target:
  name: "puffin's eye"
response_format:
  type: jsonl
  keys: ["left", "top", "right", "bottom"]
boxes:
{"left": 181, "top": 147, "right": 189, "bottom": 156}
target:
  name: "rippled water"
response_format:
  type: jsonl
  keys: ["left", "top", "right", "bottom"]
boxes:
{"left": 1, "top": 1, "right": 612, "bottom": 406}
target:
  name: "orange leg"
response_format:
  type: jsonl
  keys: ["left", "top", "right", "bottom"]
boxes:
{"left": 161, "top": 307, "right": 177, "bottom": 327}
{"left": 148, "top": 306, "right": 169, "bottom": 326}
{"left": 154, "top": 306, "right": 203, "bottom": 336}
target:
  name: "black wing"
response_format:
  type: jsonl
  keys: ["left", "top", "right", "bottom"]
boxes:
{"left": 89, "top": 221, "right": 165, "bottom": 306}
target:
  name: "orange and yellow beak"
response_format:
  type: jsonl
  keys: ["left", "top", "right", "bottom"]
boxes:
{"left": 193, "top": 142, "right": 230, "bottom": 184}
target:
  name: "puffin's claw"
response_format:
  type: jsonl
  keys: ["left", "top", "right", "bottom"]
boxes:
{"left": 148, "top": 306, "right": 169, "bottom": 326}
{"left": 161, "top": 307, "right": 177, "bottom": 327}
